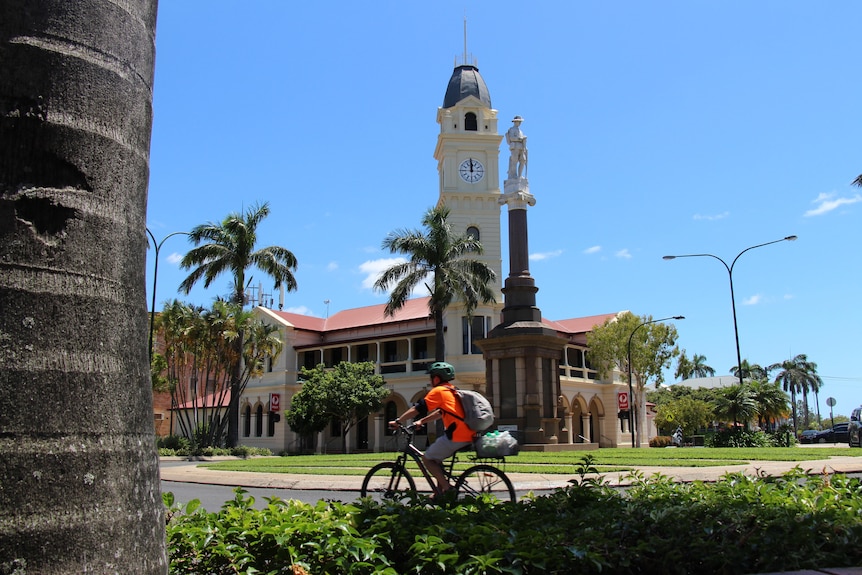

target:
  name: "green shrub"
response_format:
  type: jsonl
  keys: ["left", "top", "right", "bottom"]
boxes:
{"left": 158, "top": 435, "right": 191, "bottom": 452}
{"left": 705, "top": 428, "right": 772, "bottom": 448}
{"left": 165, "top": 464, "right": 862, "bottom": 574}
{"left": 650, "top": 435, "right": 673, "bottom": 447}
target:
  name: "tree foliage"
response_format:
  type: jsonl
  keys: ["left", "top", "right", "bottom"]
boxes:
{"left": 749, "top": 379, "right": 789, "bottom": 431}
{"left": 730, "top": 359, "right": 769, "bottom": 382}
{"left": 178, "top": 201, "right": 297, "bottom": 446}
{"left": 587, "top": 313, "right": 680, "bottom": 390}
{"left": 675, "top": 350, "right": 715, "bottom": 380}
{"left": 285, "top": 362, "right": 390, "bottom": 453}
{"left": 179, "top": 201, "right": 298, "bottom": 305}
{"left": 157, "top": 300, "right": 283, "bottom": 448}
{"left": 714, "top": 384, "right": 757, "bottom": 429}
{"left": 655, "top": 396, "right": 714, "bottom": 436}
{"left": 769, "top": 353, "right": 822, "bottom": 432}
{"left": 374, "top": 205, "right": 496, "bottom": 361}
{"left": 587, "top": 313, "right": 680, "bottom": 445}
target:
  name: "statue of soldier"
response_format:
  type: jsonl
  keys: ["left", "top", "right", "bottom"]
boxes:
{"left": 506, "top": 115, "right": 528, "bottom": 179}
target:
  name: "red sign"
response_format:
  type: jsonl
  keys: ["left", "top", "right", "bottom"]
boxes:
{"left": 270, "top": 393, "right": 281, "bottom": 412}
{"left": 617, "top": 391, "right": 630, "bottom": 411}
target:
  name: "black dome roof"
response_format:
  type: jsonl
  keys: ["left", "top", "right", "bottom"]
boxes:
{"left": 442, "top": 64, "right": 491, "bottom": 109}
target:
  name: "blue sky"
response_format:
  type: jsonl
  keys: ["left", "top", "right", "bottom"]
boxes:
{"left": 146, "top": 2, "right": 861, "bottom": 419}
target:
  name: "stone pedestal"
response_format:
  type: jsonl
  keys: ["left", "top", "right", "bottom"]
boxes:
{"left": 476, "top": 175, "right": 568, "bottom": 449}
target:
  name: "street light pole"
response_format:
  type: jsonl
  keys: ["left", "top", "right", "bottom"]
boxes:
{"left": 627, "top": 315, "right": 685, "bottom": 447}
{"left": 663, "top": 236, "right": 796, "bottom": 388}
{"left": 146, "top": 228, "right": 189, "bottom": 361}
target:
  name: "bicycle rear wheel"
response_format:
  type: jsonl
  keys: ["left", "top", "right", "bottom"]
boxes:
{"left": 361, "top": 462, "right": 416, "bottom": 499}
{"left": 454, "top": 464, "right": 516, "bottom": 503}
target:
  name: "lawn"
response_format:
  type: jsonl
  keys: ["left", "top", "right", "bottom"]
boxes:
{"left": 200, "top": 446, "right": 861, "bottom": 476}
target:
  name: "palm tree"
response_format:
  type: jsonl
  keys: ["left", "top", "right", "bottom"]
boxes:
{"left": 714, "top": 384, "right": 757, "bottom": 430}
{"left": 749, "top": 379, "right": 789, "bottom": 431}
{"left": 730, "top": 359, "right": 768, "bottom": 383}
{"left": 374, "top": 205, "right": 496, "bottom": 361}
{"left": 675, "top": 350, "right": 693, "bottom": 380}
{"left": 690, "top": 354, "right": 715, "bottom": 378}
{"left": 180, "top": 201, "right": 297, "bottom": 446}
{"left": 853, "top": 174, "right": 862, "bottom": 187}
{"left": 158, "top": 299, "right": 283, "bottom": 447}
{"left": 769, "top": 354, "right": 822, "bottom": 433}
{"left": 180, "top": 201, "right": 298, "bottom": 305}
{"left": 0, "top": 1, "right": 166, "bottom": 571}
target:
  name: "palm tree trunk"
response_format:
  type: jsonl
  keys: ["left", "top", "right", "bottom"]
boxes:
{"left": 227, "top": 335, "right": 242, "bottom": 447}
{"left": 434, "top": 307, "right": 446, "bottom": 361}
{"left": 791, "top": 389, "right": 798, "bottom": 433}
{"left": 0, "top": 1, "right": 166, "bottom": 572}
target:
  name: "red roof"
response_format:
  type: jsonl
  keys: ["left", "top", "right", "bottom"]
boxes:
{"left": 264, "top": 298, "right": 616, "bottom": 338}
{"left": 173, "top": 390, "right": 231, "bottom": 410}
{"left": 542, "top": 312, "right": 619, "bottom": 335}
{"left": 270, "top": 296, "right": 432, "bottom": 332}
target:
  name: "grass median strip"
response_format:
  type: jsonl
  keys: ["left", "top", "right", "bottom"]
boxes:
{"left": 198, "top": 446, "right": 860, "bottom": 476}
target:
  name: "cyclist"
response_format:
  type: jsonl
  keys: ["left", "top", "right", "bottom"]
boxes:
{"left": 389, "top": 361, "right": 474, "bottom": 495}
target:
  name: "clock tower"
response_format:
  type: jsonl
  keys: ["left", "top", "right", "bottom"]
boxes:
{"left": 433, "top": 60, "right": 504, "bottom": 382}
{"left": 433, "top": 61, "right": 503, "bottom": 296}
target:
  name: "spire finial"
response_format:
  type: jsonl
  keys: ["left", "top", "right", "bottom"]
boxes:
{"left": 463, "top": 15, "right": 468, "bottom": 66}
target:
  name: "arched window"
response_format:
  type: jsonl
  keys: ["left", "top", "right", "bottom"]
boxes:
{"left": 466, "top": 226, "right": 480, "bottom": 241}
{"left": 464, "top": 112, "right": 478, "bottom": 131}
{"left": 255, "top": 404, "right": 263, "bottom": 437}
{"left": 243, "top": 404, "right": 251, "bottom": 437}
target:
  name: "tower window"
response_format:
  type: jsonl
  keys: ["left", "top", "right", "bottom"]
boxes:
{"left": 464, "top": 112, "right": 478, "bottom": 131}
{"left": 466, "top": 226, "right": 480, "bottom": 241}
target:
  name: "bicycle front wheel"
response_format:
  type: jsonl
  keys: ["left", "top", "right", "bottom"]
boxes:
{"left": 361, "top": 462, "right": 416, "bottom": 499}
{"left": 454, "top": 464, "right": 516, "bottom": 503}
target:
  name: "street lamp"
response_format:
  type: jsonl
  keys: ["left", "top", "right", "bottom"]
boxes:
{"left": 663, "top": 235, "right": 797, "bottom": 388}
{"left": 627, "top": 315, "right": 684, "bottom": 447}
{"left": 146, "top": 228, "right": 189, "bottom": 361}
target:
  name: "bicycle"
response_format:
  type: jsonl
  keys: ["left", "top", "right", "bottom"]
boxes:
{"left": 360, "top": 423, "right": 516, "bottom": 503}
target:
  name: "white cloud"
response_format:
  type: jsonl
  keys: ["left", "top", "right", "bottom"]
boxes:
{"left": 358, "top": 257, "right": 410, "bottom": 291}
{"left": 742, "top": 294, "right": 762, "bottom": 306}
{"left": 783, "top": 294, "right": 794, "bottom": 300}
{"left": 693, "top": 211, "right": 730, "bottom": 221}
{"left": 530, "top": 249, "right": 563, "bottom": 261}
{"left": 615, "top": 249, "right": 632, "bottom": 259}
{"left": 167, "top": 252, "right": 183, "bottom": 265}
{"left": 327, "top": 261, "right": 338, "bottom": 271}
{"left": 583, "top": 245, "right": 601, "bottom": 255}
{"left": 804, "top": 192, "right": 862, "bottom": 217}
{"left": 284, "top": 305, "right": 317, "bottom": 316}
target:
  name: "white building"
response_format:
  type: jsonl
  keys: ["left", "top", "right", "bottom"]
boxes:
{"left": 238, "top": 59, "right": 636, "bottom": 453}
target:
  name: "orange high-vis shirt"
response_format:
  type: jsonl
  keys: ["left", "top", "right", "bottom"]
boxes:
{"left": 422, "top": 383, "right": 474, "bottom": 442}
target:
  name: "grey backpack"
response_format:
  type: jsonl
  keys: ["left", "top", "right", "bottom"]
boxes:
{"left": 446, "top": 387, "right": 495, "bottom": 432}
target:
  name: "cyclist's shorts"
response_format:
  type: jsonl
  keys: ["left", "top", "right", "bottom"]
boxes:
{"left": 425, "top": 436, "right": 472, "bottom": 462}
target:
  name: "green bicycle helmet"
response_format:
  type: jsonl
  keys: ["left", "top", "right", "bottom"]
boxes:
{"left": 427, "top": 361, "right": 455, "bottom": 382}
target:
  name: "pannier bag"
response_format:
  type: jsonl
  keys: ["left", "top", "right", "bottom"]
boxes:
{"left": 474, "top": 430, "right": 519, "bottom": 458}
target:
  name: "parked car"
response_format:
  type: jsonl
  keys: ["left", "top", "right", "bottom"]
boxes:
{"left": 812, "top": 422, "right": 850, "bottom": 444}
{"left": 849, "top": 407, "right": 862, "bottom": 448}
{"left": 798, "top": 429, "right": 820, "bottom": 444}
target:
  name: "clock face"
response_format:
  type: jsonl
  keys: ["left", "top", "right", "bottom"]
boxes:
{"left": 459, "top": 158, "right": 484, "bottom": 183}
